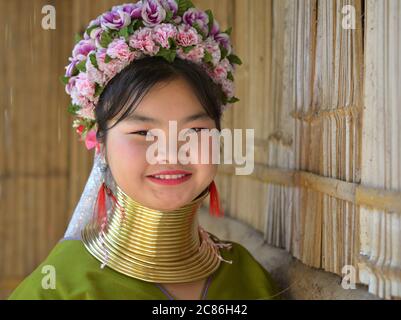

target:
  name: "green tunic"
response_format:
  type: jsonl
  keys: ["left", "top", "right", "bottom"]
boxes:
{"left": 8, "top": 237, "right": 279, "bottom": 300}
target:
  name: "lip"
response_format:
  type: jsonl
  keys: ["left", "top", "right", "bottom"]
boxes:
{"left": 147, "top": 170, "right": 192, "bottom": 176}
{"left": 146, "top": 170, "right": 192, "bottom": 186}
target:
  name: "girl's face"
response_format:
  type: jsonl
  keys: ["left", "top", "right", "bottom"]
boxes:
{"left": 102, "top": 77, "right": 218, "bottom": 211}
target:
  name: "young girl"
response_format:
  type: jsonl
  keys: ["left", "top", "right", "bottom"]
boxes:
{"left": 9, "top": 0, "right": 278, "bottom": 300}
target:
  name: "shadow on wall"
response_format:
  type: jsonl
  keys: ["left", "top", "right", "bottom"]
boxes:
{"left": 198, "top": 207, "right": 380, "bottom": 300}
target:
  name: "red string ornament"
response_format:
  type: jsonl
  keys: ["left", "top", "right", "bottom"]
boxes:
{"left": 93, "top": 182, "right": 126, "bottom": 233}
{"left": 209, "top": 180, "right": 224, "bottom": 218}
{"left": 93, "top": 182, "right": 108, "bottom": 232}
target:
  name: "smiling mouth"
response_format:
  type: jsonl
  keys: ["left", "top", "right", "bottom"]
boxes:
{"left": 149, "top": 174, "right": 190, "bottom": 180}
{"left": 146, "top": 173, "right": 192, "bottom": 185}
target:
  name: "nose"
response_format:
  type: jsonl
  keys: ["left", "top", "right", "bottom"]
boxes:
{"left": 152, "top": 137, "right": 183, "bottom": 164}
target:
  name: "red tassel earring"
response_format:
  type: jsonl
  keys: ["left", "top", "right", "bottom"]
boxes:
{"left": 209, "top": 180, "right": 224, "bottom": 217}
{"left": 94, "top": 182, "right": 108, "bottom": 232}
{"left": 94, "top": 158, "right": 114, "bottom": 234}
{"left": 93, "top": 157, "right": 125, "bottom": 235}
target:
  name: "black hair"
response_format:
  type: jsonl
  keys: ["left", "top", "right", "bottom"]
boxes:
{"left": 95, "top": 56, "right": 224, "bottom": 144}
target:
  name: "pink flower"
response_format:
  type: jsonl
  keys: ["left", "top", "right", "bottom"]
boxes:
{"left": 65, "top": 76, "right": 76, "bottom": 95}
{"left": 106, "top": 38, "right": 132, "bottom": 60}
{"left": 87, "top": 17, "right": 101, "bottom": 29}
{"left": 153, "top": 23, "right": 177, "bottom": 48}
{"left": 85, "top": 58, "right": 106, "bottom": 85}
{"left": 141, "top": 0, "right": 166, "bottom": 27}
{"left": 66, "top": 75, "right": 98, "bottom": 116}
{"left": 220, "top": 57, "right": 234, "bottom": 71}
{"left": 130, "top": 50, "right": 146, "bottom": 61}
{"left": 86, "top": 27, "right": 104, "bottom": 48}
{"left": 101, "top": 10, "right": 131, "bottom": 30}
{"left": 176, "top": 24, "right": 201, "bottom": 47}
{"left": 70, "top": 91, "right": 85, "bottom": 107}
{"left": 215, "top": 32, "right": 232, "bottom": 56}
{"left": 129, "top": 27, "right": 159, "bottom": 55}
{"left": 77, "top": 103, "right": 96, "bottom": 120}
{"left": 84, "top": 129, "right": 98, "bottom": 150}
{"left": 212, "top": 65, "right": 227, "bottom": 82}
{"left": 212, "top": 58, "right": 233, "bottom": 82}
{"left": 182, "top": 8, "right": 209, "bottom": 35}
{"left": 221, "top": 78, "right": 235, "bottom": 98}
{"left": 97, "top": 48, "right": 128, "bottom": 78}
{"left": 65, "top": 57, "right": 78, "bottom": 77}
{"left": 204, "top": 37, "right": 221, "bottom": 66}
{"left": 209, "top": 20, "right": 220, "bottom": 36}
{"left": 177, "top": 45, "right": 205, "bottom": 64}
{"left": 72, "top": 39, "right": 96, "bottom": 61}
{"left": 75, "top": 73, "right": 96, "bottom": 99}
{"left": 160, "top": 0, "right": 178, "bottom": 17}
{"left": 113, "top": 2, "right": 143, "bottom": 19}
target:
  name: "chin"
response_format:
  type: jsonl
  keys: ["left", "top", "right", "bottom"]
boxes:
{"left": 152, "top": 198, "right": 190, "bottom": 211}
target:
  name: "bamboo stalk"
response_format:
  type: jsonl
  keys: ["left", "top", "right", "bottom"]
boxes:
{"left": 219, "top": 165, "right": 401, "bottom": 213}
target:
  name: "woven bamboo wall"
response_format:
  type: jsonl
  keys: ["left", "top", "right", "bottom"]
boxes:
{"left": 217, "top": 0, "right": 401, "bottom": 300}
{"left": 358, "top": 0, "right": 401, "bottom": 299}
{"left": 265, "top": 0, "right": 364, "bottom": 272}
{"left": 216, "top": 0, "right": 273, "bottom": 232}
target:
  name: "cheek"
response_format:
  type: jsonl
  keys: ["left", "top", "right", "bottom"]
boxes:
{"left": 180, "top": 134, "right": 219, "bottom": 165}
{"left": 193, "top": 163, "right": 217, "bottom": 185}
{"left": 195, "top": 135, "right": 220, "bottom": 164}
{"left": 108, "top": 137, "right": 150, "bottom": 180}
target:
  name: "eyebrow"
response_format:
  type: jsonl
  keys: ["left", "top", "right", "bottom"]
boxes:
{"left": 182, "top": 111, "right": 211, "bottom": 123}
{"left": 125, "top": 111, "right": 211, "bottom": 124}
{"left": 125, "top": 113, "right": 159, "bottom": 124}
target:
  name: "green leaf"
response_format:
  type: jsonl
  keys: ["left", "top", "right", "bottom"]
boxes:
{"left": 127, "top": 22, "right": 134, "bottom": 34}
{"left": 227, "top": 71, "right": 234, "bottom": 81}
{"left": 223, "top": 27, "right": 232, "bottom": 35}
{"left": 128, "top": 19, "right": 142, "bottom": 34}
{"left": 104, "top": 54, "right": 112, "bottom": 63}
{"left": 205, "top": 9, "right": 214, "bottom": 34}
{"left": 109, "top": 30, "right": 119, "bottom": 38}
{"left": 183, "top": 45, "right": 195, "bottom": 53}
{"left": 118, "top": 26, "right": 129, "bottom": 39}
{"left": 192, "top": 22, "right": 206, "bottom": 39}
{"left": 75, "top": 60, "right": 87, "bottom": 72}
{"left": 220, "top": 45, "right": 228, "bottom": 59}
{"left": 89, "top": 53, "right": 99, "bottom": 69}
{"left": 168, "top": 37, "right": 176, "bottom": 49}
{"left": 227, "top": 54, "right": 242, "bottom": 65}
{"left": 67, "top": 103, "right": 80, "bottom": 115}
{"left": 177, "top": 0, "right": 195, "bottom": 16}
{"left": 165, "top": 10, "right": 174, "bottom": 22}
{"left": 94, "top": 83, "right": 104, "bottom": 97}
{"left": 203, "top": 50, "right": 212, "bottom": 63}
{"left": 59, "top": 75, "right": 70, "bottom": 85}
{"left": 74, "top": 33, "right": 83, "bottom": 44}
{"left": 156, "top": 48, "right": 176, "bottom": 63}
{"left": 85, "top": 25, "right": 99, "bottom": 38}
{"left": 99, "top": 31, "right": 113, "bottom": 48}
{"left": 227, "top": 96, "right": 240, "bottom": 104}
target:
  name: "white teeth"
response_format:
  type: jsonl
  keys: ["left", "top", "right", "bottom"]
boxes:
{"left": 153, "top": 174, "right": 187, "bottom": 180}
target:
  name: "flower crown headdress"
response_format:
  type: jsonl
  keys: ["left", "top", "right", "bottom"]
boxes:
{"left": 61, "top": 0, "right": 242, "bottom": 151}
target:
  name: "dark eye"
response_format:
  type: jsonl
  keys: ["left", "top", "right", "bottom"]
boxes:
{"left": 189, "top": 127, "right": 208, "bottom": 133}
{"left": 130, "top": 130, "right": 149, "bottom": 136}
